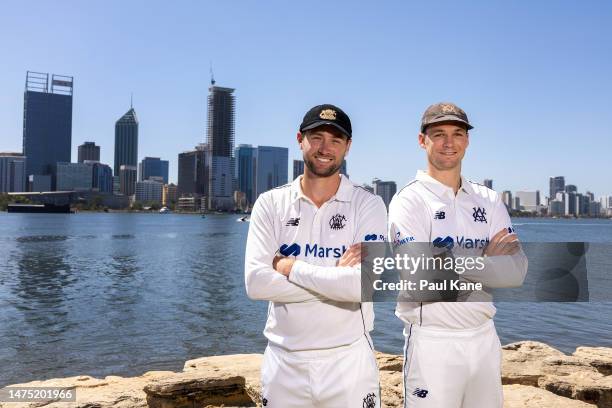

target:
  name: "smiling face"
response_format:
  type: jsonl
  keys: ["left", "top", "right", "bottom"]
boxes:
{"left": 298, "top": 125, "right": 351, "bottom": 178}
{"left": 419, "top": 122, "right": 469, "bottom": 171}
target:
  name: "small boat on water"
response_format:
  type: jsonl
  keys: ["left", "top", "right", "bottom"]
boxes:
{"left": 237, "top": 215, "right": 250, "bottom": 222}
{"left": 159, "top": 207, "right": 170, "bottom": 214}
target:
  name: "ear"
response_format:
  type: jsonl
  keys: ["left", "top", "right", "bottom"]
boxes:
{"left": 418, "top": 133, "right": 427, "bottom": 149}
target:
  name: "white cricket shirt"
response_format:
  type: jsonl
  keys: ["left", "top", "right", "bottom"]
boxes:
{"left": 245, "top": 174, "right": 387, "bottom": 351}
{"left": 388, "top": 170, "right": 528, "bottom": 330}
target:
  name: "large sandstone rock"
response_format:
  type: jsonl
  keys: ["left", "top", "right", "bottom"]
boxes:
{"left": 502, "top": 341, "right": 566, "bottom": 386}
{"left": 503, "top": 384, "right": 595, "bottom": 407}
{"left": 2, "top": 345, "right": 610, "bottom": 408}
{"left": 539, "top": 370, "right": 612, "bottom": 408}
{"left": 503, "top": 341, "right": 611, "bottom": 407}
{"left": 574, "top": 347, "right": 612, "bottom": 376}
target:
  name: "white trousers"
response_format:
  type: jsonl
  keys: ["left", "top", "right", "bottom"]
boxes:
{"left": 403, "top": 320, "right": 503, "bottom": 408}
{"left": 261, "top": 336, "right": 380, "bottom": 408}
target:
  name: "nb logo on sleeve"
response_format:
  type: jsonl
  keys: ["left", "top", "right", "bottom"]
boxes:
{"left": 412, "top": 388, "right": 429, "bottom": 398}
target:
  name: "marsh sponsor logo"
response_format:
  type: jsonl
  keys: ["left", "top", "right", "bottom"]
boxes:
{"left": 279, "top": 243, "right": 301, "bottom": 256}
{"left": 433, "top": 236, "right": 489, "bottom": 250}
{"left": 364, "top": 233, "right": 387, "bottom": 242}
{"left": 278, "top": 243, "right": 347, "bottom": 258}
{"left": 393, "top": 230, "right": 415, "bottom": 246}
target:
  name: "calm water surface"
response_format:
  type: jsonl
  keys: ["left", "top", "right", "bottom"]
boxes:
{"left": 0, "top": 213, "right": 610, "bottom": 386}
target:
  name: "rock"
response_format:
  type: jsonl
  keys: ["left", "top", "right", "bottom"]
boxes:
{"left": 375, "top": 351, "right": 403, "bottom": 372}
{"left": 2, "top": 345, "right": 610, "bottom": 408}
{"left": 574, "top": 347, "right": 612, "bottom": 376}
{"left": 503, "top": 384, "right": 595, "bottom": 407}
{"left": 539, "top": 370, "right": 612, "bottom": 408}
{"left": 144, "top": 372, "right": 252, "bottom": 407}
{"left": 502, "top": 341, "right": 566, "bottom": 386}
{"left": 182, "top": 353, "right": 262, "bottom": 404}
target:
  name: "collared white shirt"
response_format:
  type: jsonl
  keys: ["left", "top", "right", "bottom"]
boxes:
{"left": 245, "top": 174, "right": 387, "bottom": 351}
{"left": 388, "top": 170, "right": 528, "bottom": 329}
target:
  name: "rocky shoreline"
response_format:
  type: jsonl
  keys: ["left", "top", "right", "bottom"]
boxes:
{"left": 1, "top": 341, "right": 610, "bottom": 407}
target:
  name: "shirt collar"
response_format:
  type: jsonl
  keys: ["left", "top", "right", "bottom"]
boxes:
{"left": 415, "top": 170, "right": 471, "bottom": 199}
{"left": 291, "top": 174, "right": 352, "bottom": 204}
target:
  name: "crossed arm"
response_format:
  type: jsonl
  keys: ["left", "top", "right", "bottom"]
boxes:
{"left": 244, "top": 194, "right": 387, "bottom": 303}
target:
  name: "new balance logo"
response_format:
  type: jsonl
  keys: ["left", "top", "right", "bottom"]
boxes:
{"left": 472, "top": 207, "right": 487, "bottom": 223}
{"left": 286, "top": 217, "right": 300, "bottom": 226}
{"left": 434, "top": 211, "right": 445, "bottom": 220}
{"left": 412, "top": 388, "right": 428, "bottom": 398}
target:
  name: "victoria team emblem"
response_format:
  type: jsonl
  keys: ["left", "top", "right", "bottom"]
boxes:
{"left": 319, "top": 109, "right": 337, "bottom": 120}
{"left": 472, "top": 207, "right": 487, "bottom": 223}
{"left": 362, "top": 392, "right": 376, "bottom": 408}
{"left": 329, "top": 214, "right": 347, "bottom": 230}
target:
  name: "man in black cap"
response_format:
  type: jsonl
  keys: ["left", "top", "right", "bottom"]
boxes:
{"left": 245, "top": 104, "right": 387, "bottom": 407}
{"left": 388, "top": 102, "right": 527, "bottom": 407}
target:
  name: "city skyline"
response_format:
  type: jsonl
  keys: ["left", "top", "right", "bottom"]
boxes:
{"left": 1, "top": 2, "right": 611, "bottom": 196}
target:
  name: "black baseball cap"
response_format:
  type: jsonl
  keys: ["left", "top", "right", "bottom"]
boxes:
{"left": 421, "top": 102, "right": 473, "bottom": 133}
{"left": 299, "top": 104, "right": 352, "bottom": 139}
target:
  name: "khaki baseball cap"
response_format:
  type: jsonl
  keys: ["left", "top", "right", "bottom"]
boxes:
{"left": 420, "top": 102, "right": 473, "bottom": 133}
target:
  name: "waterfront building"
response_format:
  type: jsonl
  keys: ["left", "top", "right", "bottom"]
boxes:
{"left": 78, "top": 142, "right": 100, "bottom": 163}
{"left": 22, "top": 71, "right": 73, "bottom": 190}
{"left": 373, "top": 178, "right": 397, "bottom": 209}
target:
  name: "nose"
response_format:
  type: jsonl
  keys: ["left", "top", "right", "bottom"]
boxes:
{"left": 317, "top": 139, "right": 333, "bottom": 156}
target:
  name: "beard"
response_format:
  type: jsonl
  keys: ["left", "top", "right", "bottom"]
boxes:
{"left": 304, "top": 155, "right": 343, "bottom": 178}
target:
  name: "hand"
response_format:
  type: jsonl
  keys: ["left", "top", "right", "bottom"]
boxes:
{"left": 484, "top": 228, "right": 521, "bottom": 257}
{"left": 273, "top": 255, "right": 295, "bottom": 277}
{"left": 337, "top": 243, "right": 366, "bottom": 267}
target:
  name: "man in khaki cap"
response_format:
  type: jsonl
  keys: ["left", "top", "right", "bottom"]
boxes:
{"left": 388, "top": 102, "right": 527, "bottom": 407}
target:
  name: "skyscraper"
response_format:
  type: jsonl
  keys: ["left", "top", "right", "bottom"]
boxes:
{"left": 565, "top": 184, "right": 577, "bottom": 193}
{"left": 114, "top": 107, "right": 138, "bottom": 176}
{"left": 373, "top": 178, "right": 397, "bottom": 209}
{"left": 178, "top": 144, "right": 210, "bottom": 198}
{"left": 22, "top": 71, "right": 73, "bottom": 190}
{"left": 86, "top": 161, "right": 113, "bottom": 193}
{"left": 0, "top": 153, "right": 26, "bottom": 193}
{"left": 502, "top": 190, "right": 513, "bottom": 210}
{"left": 55, "top": 162, "right": 92, "bottom": 191}
{"left": 206, "top": 83, "right": 235, "bottom": 210}
{"left": 293, "top": 159, "right": 304, "bottom": 180}
{"left": 138, "top": 157, "right": 169, "bottom": 183}
{"left": 483, "top": 179, "right": 493, "bottom": 189}
{"left": 515, "top": 190, "right": 541, "bottom": 213}
{"left": 235, "top": 144, "right": 256, "bottom": 206}
{"left": 255, "top": 146, "right": 288, "bottom": 199}
{"left": 549, "top": 176, "right": 565, "bottom": 200}
{"left": 340, "top": 159, "right": 348, "bottom": 178}
{"left": 119, "top": 165, "right": 137, "bottom": 196}
{"left": 78, "top": 142, "right": 100, "bottom": 163}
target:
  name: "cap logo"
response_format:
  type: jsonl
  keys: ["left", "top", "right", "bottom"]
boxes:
{"left": 319, "top": 109, "right": 337, "bottom": 120}
{"left": 440, "top": 104, "right": 458, "bottom": 114}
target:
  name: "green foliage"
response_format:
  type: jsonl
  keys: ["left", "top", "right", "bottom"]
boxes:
{"left": 0, "top": 193, "right": 32, "bottom": 211}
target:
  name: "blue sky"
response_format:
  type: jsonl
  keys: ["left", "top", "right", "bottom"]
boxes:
{"left": 1, "top": 1, "right": 610, "bottom": 196}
